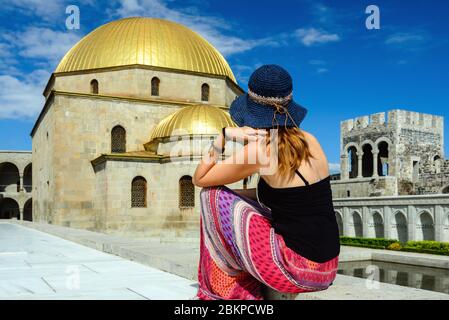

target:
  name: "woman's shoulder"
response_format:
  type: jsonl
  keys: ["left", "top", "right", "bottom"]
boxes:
{"left": 300, "top": 130, "right": 320, "bottom": 146}
{"left": 301, "top": 130, "right": 329, "bottom": 171}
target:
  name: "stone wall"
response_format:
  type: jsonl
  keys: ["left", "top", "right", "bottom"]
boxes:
{"left": 331, "top": 176, "right": 398, "bottom": 198}
{"left": 32, "top": 100, "right": 56, "bottom": 223}
{"left": 92, "top": 156, "right": 246, "bottom": 237}
{"left": 333, "top": 194, "right": 449, "bottom": 242}
{"left": 417, "top": 160, "right": 449, "bottom": 194}
{"left": 49, "top": 67, "right": 242, "bottom": 107}
{"left": 32, "top": 92, "right": 183, "bottom": 229}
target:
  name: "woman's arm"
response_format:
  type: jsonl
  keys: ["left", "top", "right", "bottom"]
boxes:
{"left": 192, "top": 127, "right": 267, "bottom": 188}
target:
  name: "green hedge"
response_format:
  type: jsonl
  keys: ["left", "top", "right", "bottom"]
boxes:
{"left": 340, "top": 237, "right": 397, "bottom": 249}
{"left": 340, "top": 237, "right": 449, "bottom": 256}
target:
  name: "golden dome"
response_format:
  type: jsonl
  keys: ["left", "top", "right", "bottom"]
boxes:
{"left": 55, "top": 17, "right": 236, "bottom": 82}
{"left": 145, "top": 105, "right": 235, "bottom": 150}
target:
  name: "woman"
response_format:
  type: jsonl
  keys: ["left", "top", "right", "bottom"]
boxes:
{"left": 192, "top": 64, "right": 340, "bottom": 300}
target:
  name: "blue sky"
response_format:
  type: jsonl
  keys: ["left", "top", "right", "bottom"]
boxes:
{"left": 0, "top": 0, "right": 448, "bottom": 172}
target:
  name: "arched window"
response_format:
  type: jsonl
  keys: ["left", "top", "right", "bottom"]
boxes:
{"left": 201, "top": 83, "right": 210, "bottom": 102}
{"left": 371, "top": 212, "right": 384, "bottom": 238}
{"left": 434, "top": 155, "right": 442, "bottom": 174}
{"left": 151, "top": 77, "right": 160, "bottom": 96}
{"left": 131, "top": 176, "right": 147, "bottom": 208}
{"left": 111, "top": 125, "right": 126, "bottom": 153}
{"left": 351, "top": 212, "right": 363, "bottom": 237}
{"left": 335, "top": 212, "right": 343, "bottom": 236}
{"left": 417, "top": 212, "right": 434, "bottom": 241}
{"left": 443, "top": 186, "right": 449, "bottom": 194}
{"left": 90, "top": 79, "right": 99, "bottom": 94}
{"left": 377, "top": 141, "right": 389, "bottom": 176}
{"left": 362, "top": 144, "right": 374, "bottom": 177}
{"left": 393, "top": 212, "right": 408, "bottom": 243}
{"left": 179, "top": 176, "right": 194, "bottom": 208}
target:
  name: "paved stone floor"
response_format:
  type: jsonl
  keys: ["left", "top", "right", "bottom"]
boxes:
{"left": 0, "top": 223, "right": 197, "bottom": 300}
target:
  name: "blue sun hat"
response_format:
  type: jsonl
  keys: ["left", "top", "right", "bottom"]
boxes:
{"left": 230, "top": 64, "right": 307, "bottom": 128}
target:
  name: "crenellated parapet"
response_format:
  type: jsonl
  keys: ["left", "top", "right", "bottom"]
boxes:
{"left": 341, "top": 110, "right": 443, "bottom": 135}
{"left": 388, "top": 109, "right": 443, "bottom": 132}
{"left": 341, "top": 112, "right": 387, "bottom": 134}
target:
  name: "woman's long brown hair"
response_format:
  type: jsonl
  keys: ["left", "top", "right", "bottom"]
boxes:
{"left": 267, "top": 127, "right": 314, "bottom": 181}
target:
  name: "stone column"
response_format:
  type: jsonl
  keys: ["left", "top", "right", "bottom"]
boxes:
{"left": 408, "top": 205, "right": 416, "bottom": 241}
{"left": 19, "top": 174, "right": 24, "bottom": 192}
{"left": 373, "top": 150, "right": 379, "bottom": 178}
{"left": 343, "top": 207, "right": 349, "bottom": 237}
{"left": 435, "top": 205, "right": 442, "bottom": 242}
{"left": 341, "top": 154, "right": 349, "bottom": 180}
{"left": 357, "top": 151, "right": 364, "bottom": 178}
{"left": 19, "top": 207, "right": 23, "bottom": 220}
{"left": 363, "top": 206, "right": 369, "bottom": 238}
{"left": 384, "top": 206, "right": 391, "bottom": 240}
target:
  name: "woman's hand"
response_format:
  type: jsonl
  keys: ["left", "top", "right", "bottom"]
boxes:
{"left": 224, "top": 126, "right": 267, "bottom": 142}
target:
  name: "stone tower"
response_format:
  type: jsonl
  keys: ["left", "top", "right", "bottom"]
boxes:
{"left": 331, "top": 109, "right": 447, "bottom": 198}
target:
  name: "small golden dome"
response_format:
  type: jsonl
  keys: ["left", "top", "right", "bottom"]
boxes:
{"left": 56, "top": 17, "right": 236, "bottom": 82}
{"left": 145, "top": 105, "right": 235, "bottom": 150}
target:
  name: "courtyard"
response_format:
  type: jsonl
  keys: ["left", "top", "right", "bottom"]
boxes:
{"left": 0, "top": 222, "right": 197, "bottom": 299}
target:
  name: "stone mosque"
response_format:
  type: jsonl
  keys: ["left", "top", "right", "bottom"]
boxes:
{"left": 0, "top": 17, "right": 448, "bottom": 242}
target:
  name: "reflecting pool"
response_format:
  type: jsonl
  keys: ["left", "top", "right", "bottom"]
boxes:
{"left": 338, "top": 260, "right": 449, "bottom": 294}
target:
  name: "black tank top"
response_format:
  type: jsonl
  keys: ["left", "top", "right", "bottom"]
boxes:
{"left": 257, "top": 170, "right": 340, "bottom": 263}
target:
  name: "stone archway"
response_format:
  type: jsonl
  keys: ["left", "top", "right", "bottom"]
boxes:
{"left": 377, "top": 141, "right": 389, "bottom": 176}
{"left": 0, "top": 162, "right": 20, "bottom": 192}
{"left": 362, "top": 144, "right": 374, "bottom": 177}
{"left": 335, "top": 211, "right": 343, "bottom": 236}
{"left": 23, "top": 199, "right": 32, "bottom": 221}
{"left": 392, "top": 211, "right": 408, "bottom": 243}
{"left": 443, "top": 214, "right": 449, "bottom": 243}
{"left": 350, "top": 211, "right": 363, "bottom": 237}
{"left": 0, "top": 198, "right": 20, "bottom": 219}
{"left": 370, "top": 212, "right": 384, "bottom": 238}
{"left": 416, "top": 212, "right": 435, "bottom": 241}
{"left": 23, "top": 163, "right": 32, "bottom": 193}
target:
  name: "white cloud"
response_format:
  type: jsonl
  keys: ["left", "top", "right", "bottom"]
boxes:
{"left": 309, "top": 60, "right": 329, "bottom": 74}
{"left": 317, "top": 68, "right": 328, "bottom": 74}
{"left": 0, "top": 69, "right": 49, "bottom": 120}
{"left": 385, "top": 33, "right": 424, "bottom": 45}
{"left": 309, "top": 59, "right": 327, "bottom": 66}
{"left": 329, "top": 162, "right": 340, "bottom": 174}
{"left": 314, "top": 3, "right": 333, "bottom": 24}
{"left": 0, "top": 27, "right": 80, "bottom": 120}
{"left": 110, "top": 0, "right": 279, "bottom": 56}
{"left": 4, "top": 0, "right": 64, "bottom": 21}
{"left": 5, "top": 27, "right": 81, "bottom": 68}
{"left": 295, "top": 28, "right": 340, "bottom": 47}
{"left": 5, "top": 0, "right": 94, "bottom": 21}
